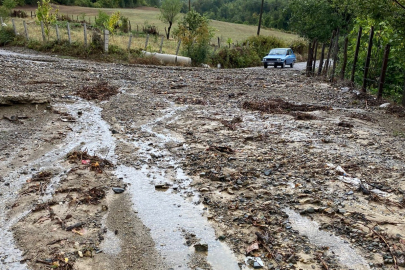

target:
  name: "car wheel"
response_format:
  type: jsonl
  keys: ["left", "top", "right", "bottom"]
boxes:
{"left": 264, "top": 63, "right": 268, "bottom": 69}
{"left": 290, "top": 62, "right": 294, "bottom": 68}
{"left": 281, "top": 61, "right": 285, "bottom": 68}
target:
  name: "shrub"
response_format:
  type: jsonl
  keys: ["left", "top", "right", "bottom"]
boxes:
{"left": 289, "top": 39, "right": 307, "bottom": 55}
{"left": 0, "top": 27, "right": 15, "bottom": 46}
{"left": 210, "top": 46, "right": 260, "bottom": 68}
{"left": 245, "top": 35, "right": 286, "bottom": 60}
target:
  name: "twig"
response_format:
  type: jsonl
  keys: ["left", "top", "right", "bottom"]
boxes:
{"left": 369, "top": 226, "right": 398, "bottom": 269}
{"left": 47, "top": 238, "right": 67, "bottom": 245}
{"left": 318, "top": 255, "right": 329, "bottom": 270}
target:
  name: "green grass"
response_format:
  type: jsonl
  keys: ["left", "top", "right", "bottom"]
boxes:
{"left": 17, "top": 5, "right": 299, "bottom": 44}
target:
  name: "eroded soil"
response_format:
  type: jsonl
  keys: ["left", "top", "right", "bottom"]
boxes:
{"left": 1, "top": 47, "right": 405, "bottom": 270}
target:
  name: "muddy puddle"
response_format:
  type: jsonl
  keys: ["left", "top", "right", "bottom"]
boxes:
{"left": 1, "top": 96, "right": 242, "bottom": 269}
{"left": 0, "top": 98, "right": 114, "bottom": 270}
{"left": 115, "top": 103, "right": 241, "bottom": 269}
{"left": 284, "top": 208, "right": 370, "bottom": 270}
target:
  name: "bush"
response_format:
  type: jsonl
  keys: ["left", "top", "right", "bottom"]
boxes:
{"left": 0, "top": 27, "right": 15, "bottom": 46}
{"left": 210, "top": 46, "right": 260, "bottom": 68}
{"left": 289, "top": 39, "right": 307, "bottom": 55}
{"left": 245, "top": 35, "right": 286, "bottom": 60}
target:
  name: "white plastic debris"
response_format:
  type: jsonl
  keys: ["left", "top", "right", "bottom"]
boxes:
{"left": 380, "top": 103, "right": 391, "bottom": 108}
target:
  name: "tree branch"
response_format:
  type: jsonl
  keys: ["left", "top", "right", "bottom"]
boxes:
{"left": 393, "top": 0, "right": 405, "bottom": 10}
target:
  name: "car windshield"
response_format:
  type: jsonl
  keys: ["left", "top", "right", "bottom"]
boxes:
{"left": 269, "top": 49, "right": 287, "bottom": 55}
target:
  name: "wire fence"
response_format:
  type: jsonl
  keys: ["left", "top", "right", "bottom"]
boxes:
{"left": 305, "top": 26, "right": 405, "bottom": 105}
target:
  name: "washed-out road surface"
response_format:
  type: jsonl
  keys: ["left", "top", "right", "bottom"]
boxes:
{"left": 1, "top": 48, "right": 405, "bottom": 270}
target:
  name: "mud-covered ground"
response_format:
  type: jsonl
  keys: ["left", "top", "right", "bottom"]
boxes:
{"left": 1, "top": 47, "right": 405, "bottom": 270}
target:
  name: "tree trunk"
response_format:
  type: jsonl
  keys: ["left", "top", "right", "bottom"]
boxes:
{"left": 167, "top": 22, "right": 172, "bottom": 40}
{"left": 257, "top": 0, "right": 264, "bottom": 36}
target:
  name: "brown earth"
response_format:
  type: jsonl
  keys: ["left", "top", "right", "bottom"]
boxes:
{"left": 1, "top": 47, "right": 405, "bottom": 270}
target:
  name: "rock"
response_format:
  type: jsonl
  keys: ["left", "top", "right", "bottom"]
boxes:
{"left": 0, "top": 93, "right": 50, "bottom": 105}
{"left": 345, "top": 191, "right": 354, "bottom": 195}
{"left": 78, "top": 251, "right": 83, "bottom": 257}
{"left": 112, "top": 187, "right": 125, "bottom": 194}
{"left": 194, "top": 243, "right": 208, "bottom": 252}
{"left": 264, "top": 169, "right": 272, "bottom": 176}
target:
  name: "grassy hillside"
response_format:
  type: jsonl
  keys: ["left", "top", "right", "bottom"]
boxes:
{"left": 17, "top": 5, "right": 299, "bottom": 44}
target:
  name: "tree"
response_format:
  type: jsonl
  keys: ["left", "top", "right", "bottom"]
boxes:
{"left": 174, "top": 10, "right": 214, "bottom": 65}
{"left": 159, "top": 0, "right": 182, "bottom": 39}
{"left": 0, "top": 0, "right": 16, "bottom": 22}
{"left": 36, "top": 0, "right": 58, "bottom": 40}
{"left": 289, "top": 0, "right": 351, "bottom": 42}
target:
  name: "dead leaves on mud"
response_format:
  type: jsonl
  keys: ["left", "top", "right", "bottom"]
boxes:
{"left": 76, "top": 81, "right": 119, "bottom": 101}
{"left": 242, "top": 98, "right": 330, "bottom": 120}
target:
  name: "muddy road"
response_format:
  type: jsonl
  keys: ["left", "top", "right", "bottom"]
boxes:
{"left": 1, "top": 48, "right": 405, "bottom": 270}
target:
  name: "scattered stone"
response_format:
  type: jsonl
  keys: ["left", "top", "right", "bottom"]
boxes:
{"left": 112, "top": 187, "right": 125, "bottom": 194}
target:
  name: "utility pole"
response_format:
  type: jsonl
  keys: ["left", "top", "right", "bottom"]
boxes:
{"left": 257, "top": 0, "right": 264, "bottom": 35}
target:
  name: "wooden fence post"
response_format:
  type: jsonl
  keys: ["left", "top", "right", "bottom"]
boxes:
{"left": 378, "top": 44, "right": 390, "bottom": 99}
{"left": 83, "top": 23, "right": 87, "bottom": 47}
{"left": 318, "top": 43, "right": 326, "bottom": 75}
{"left": 144, "top": 34, "right": 149, "bottom": 50}
{"left": 67, "top": 22, "right": 71, "bottom": 44}
{"left": 40, "top": 21, "right": 46, "bottom": 42}
{"left": 362, "top": 26, "right": 374, "bottom": 92}
{"left": 11, "top": 19, "right": 17, "bottom": 35}
{"left": 306, "top": 42, "right": 313, "bottom": 77}
{"left": 331, "top": 28, "right": 340, "bottom": 82}
{"left": 127, "top": 33, "right": 132, "bottom": 51}
{"left": 31, "top": 11, "right": 32, "bottom": 18}
{"left": 0, "top": 17, "right": 3, "bottom": 28}
{"left": 312, "top": 39, "right": 318, "bottom": 75}
{"left": 176, "top": 40, "right": 181, "bottom": 55}
{"left": 23, "top": 20, "right": 29, "bottom": 40}
{"left": 159, "top": 35, "right": 164, "bottom": 53}
{"left": 402, "top": 71, "right": 405, "bottom": 106}
{"left": 56, "top": 24, "right": 60, "bottom": 42}
{"left": 325, "top": 30, "right": 336, "bottom": 75}
{"left": 104, "top": 29, "right": 109, "bottom": 53}
{"left": 340, "top": 36, "right": 349, "bottom": 80}
{"left": 351, "top": 26, "right": 362, "bottom": 83}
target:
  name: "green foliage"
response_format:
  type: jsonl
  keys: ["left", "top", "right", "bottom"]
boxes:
{"left": 288, "top": 0, "right": 351, "bottom": 42}
{"left": 0, "top": 26, "right": 15, "bottom": 46}
{"left": 193, "top": 0, "right": 292, "bottom": 31}
{"left": 174, "top": 10, "right": 214, "bottom": 65}
{"left": 246, "top": 35, "right": 286, "bottom": 60}
{"left": 210, "top": 46, "right": 260, "bottom": 68}
{"left": 0, "top": 0, "right": 16, "bottom": 21}
{"left": 105, "top": 11, "right": 121, "bottom": 35}
{"left": 95, "top": 10, "right": 109, "bottom": 29}
{"left": 159, "top": 0, "right": 182, "bottom": 39}
{"left": 36, "top": 0, "right": 58, "bottom": 40}
{"left": 345, "top": 18, "right": 405, "bottom": 101}
{"left": 288, "top": 39, "right": 307, "bottom": 55}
